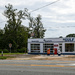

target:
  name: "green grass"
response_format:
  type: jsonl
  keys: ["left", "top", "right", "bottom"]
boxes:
{"left": 1, "top": 53, "right": 25, "bottom": 55}
{"left": 0, "top": 53, "right": 27, "bottom": 60}
{"left": 0, "top": 56, "right": 7, "bottom": 59}
{"left": 0, "top": 56, "right": 16, "bottom": 60}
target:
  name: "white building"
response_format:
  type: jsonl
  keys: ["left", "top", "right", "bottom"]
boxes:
{"left": 28, "top": 37, "right": 75, "bottom": 55}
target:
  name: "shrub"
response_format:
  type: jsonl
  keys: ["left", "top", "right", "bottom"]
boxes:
{"left": 17, "top": 47, "right": 27, "bottom": 53}
{"left": 0, "top": 49, "right": 2, "bottom": 53}
{"left": 3, "top": 49, "right": 9, "bottom": 53}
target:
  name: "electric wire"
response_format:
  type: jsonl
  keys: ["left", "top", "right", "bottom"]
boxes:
{"left": 30, "top": 0, "right": 60, "bottom": 12}
{"left": 0, "top": 0, "right": 60, "bottom": 24}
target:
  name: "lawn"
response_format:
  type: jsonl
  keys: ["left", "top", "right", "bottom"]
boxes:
{"left": 0, "top": 56, "right": 16, "bottom": 60}
{"left": 0, "top": 53, "right": 26, "bottom": 59}
{"left": 3, "top": 53, "right": 25, "bottom": 55}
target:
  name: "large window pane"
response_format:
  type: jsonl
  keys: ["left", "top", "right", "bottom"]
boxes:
{"left": 43, "top": 44, "right": 53, "bottom": 53}
{"left": 31, "top": 44, "right": 40, "bottom": 53}
{"left": 65, "top": 43, "right": 74, "bottom": 52}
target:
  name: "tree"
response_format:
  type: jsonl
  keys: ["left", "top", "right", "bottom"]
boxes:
{"left": 0, "top": 29, "right": 4, "bottom": 49}
{"left": 66, "top": 34, "right": 75, "bottom": 37}
{"left": 3, "top": 4, "right": 29, "bottom": 52}
{"left": 29, "top": 14, "right": 46, "bottom": 38}
{"left": 59, "top": 36, "right": 63, "bottom": 38}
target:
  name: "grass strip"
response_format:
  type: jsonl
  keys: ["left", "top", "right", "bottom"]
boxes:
{"left": 0, "top": 56, "right": 7, "bottom": 59}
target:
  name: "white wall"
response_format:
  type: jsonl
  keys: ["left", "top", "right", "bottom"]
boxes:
{"left": 28, "top": 43, "right": 31, "bottom": 53}
{"left": 62, "top": 43, "right": 65, "bottom": 53}
{"left": 40, "top": 43, "right": 43, "bottom": 53}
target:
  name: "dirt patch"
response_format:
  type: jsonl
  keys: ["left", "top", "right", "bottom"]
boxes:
{"left": 7, "top": 55, "right": 75, "bottom": 61}
{"left": 29, "top": 55, "right": 75, "bottom": 61}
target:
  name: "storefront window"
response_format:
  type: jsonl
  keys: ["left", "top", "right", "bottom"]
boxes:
{"left": 31, "top": 44, "right": 40, "bottom": 53}
{"left": 65, "top": 43, "right": 74, "bottom": 52}
{"left": 43, "top": 44, "right": 53, "bottom": 53}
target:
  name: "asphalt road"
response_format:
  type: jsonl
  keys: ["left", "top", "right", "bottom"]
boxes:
{"left": 0, "top": 60, "right": 75, "bottom": 75}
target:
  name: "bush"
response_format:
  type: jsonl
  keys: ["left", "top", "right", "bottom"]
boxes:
{"left": 3, "top": 49, "right": 9, "bottom": 53}
{"left": 17, "top": 47, "right": 27, "bottom": 53}
{"left": 0, "top": 49, "right": 2, "bottom": 53}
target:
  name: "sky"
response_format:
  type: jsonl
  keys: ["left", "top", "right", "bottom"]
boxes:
{"left": 0, "top": 0, "right": 75, "bottom": 38}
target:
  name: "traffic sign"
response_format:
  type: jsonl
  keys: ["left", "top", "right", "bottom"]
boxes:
{"left": 9, "top": 43, "right": 12, "bottom": 48}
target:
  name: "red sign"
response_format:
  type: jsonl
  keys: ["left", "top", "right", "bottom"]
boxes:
{"left": 9, "top": 43, "right": 12, "bottom": 48}
{"left": 54, "top": 45, "right": 58, "bottom": 47}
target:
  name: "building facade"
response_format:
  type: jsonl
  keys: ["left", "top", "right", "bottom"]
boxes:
{"left": 28, "top": 37, "right": 75, "bottom": 55}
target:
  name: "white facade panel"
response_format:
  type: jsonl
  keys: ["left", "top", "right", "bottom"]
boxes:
{"left": 62, "top": 43, "right": 65, "bottom": 53}
{"left": 40, "top": 43, "right": 43, "bottom": 53}
{"left": 28, "top": 43, "right": 31, "bottom": 53}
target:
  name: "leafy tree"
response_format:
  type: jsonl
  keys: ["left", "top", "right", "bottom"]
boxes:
{"left": 0, "top": 29, "right": 3, "bottom": 36}
{"left": 59, "top": 36, "right": 63, "bottom": 38}
{"left": 3, "top": 4, "right": 29, "bottom": 52}
{"left": 66, "top": 34, "right": 75, "bottom": 37}
{"left": 29, "top": 14, "right": 46, "bottom": 38}
{"left": 0, "top": 29, "right": 4, "bottom": 49}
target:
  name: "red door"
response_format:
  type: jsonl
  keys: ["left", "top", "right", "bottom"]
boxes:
{"left": 54, "top": 48, "right": 57, "bottom": 54}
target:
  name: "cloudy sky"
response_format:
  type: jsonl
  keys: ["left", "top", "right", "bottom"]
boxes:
{"left": 0, "top": 0, "right": 75, "bottom": 38}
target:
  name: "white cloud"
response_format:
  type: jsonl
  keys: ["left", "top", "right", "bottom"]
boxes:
{"left": 50, "top": 0, "right": 75, "bottom": 15}
{"left": 51, "top": 20, "right": 75, "bottom": 23}
{"left": 45, "top": 26, "right": 75, "bottom": 38}
{"left": 0, "top": 0, "right": 75, "bottom": 37}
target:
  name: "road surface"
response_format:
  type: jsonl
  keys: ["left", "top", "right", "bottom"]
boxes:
{"left": 0, "top": 60, "right": 75, "bottom": 75}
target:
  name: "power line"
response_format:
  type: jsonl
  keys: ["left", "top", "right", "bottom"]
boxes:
{"left": 0, "top": 0, "right": 60, "bottom": 24}
{"left": 30, "top": 0, "right": 60, "bottom": 13}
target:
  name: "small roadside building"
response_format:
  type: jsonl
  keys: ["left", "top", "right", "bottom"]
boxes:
{"left": 28, "top": 37, "right": 75, "bottom": 55}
